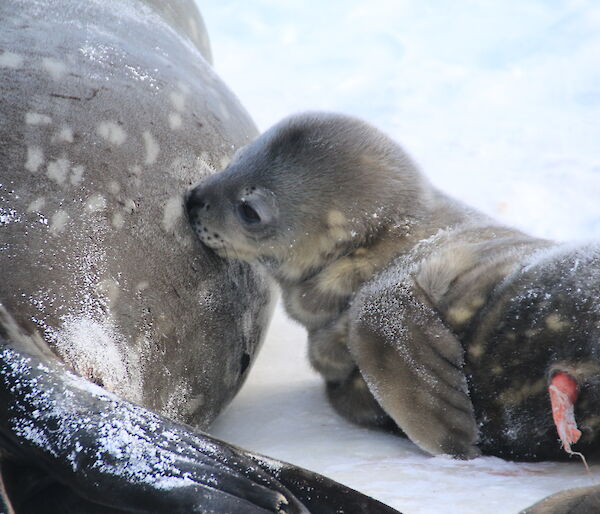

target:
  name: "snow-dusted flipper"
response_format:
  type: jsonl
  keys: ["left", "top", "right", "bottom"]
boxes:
{"left": 350, "top": 282, "right": 480, "bottom": 459}
{"left": 0, "top": 337, "right": 400, "bottom": 514}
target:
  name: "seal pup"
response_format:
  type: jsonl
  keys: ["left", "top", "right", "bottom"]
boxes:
{"left": 187, "top": 111, "right": 600, "bottom": 461}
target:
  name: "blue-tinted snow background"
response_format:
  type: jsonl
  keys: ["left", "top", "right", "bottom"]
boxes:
{"left": 201, "top": 2, "right": 600, "bottom": 512}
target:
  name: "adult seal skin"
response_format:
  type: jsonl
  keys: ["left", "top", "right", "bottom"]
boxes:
{"left": 187, "top": 112, "right": 600, "bottom": 464}
{"left": 0, "top": 3, "right": 399, "bottom": 513}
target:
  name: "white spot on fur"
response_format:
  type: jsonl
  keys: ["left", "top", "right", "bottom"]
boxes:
{"left": 468, "top": 344, "right": 485, "bottom": 359}
{"left": 123, "top": 199, "right": 137, "bottom": 213}
{"left": 108, "top": 181, "right": 121, "bottom": 195}
{"left": 136, "top": 281, "right": 150, "bottom": 292}
{"left": 42, "top": 57, "right": 66, "bottom": 80}
{"left": 97, "top": 278, "right": 120, "bottom": 305}
{"left": 55, "top": 126, "right": 74, "bottom": 143}
{"left": 111, "top": 212, "right": 124, "bottom": 229}
{"left": 50, "top": 210, "right": 69, "bottom": 234}
{"left": 25, "top": 112, "right": 52, "bottom": 125}
{"left": 0, "top": 51, "right": 24, "bottom": 68}
{"left": 25, "top": 146, "right": 44, "bottom": 172}
{"left": 546, "top": 313, "right": 570, "bottom": 331}
{"left": 219, "top": 156, "right": 230, "bottom": 169}
{"left": 162, "top": 196, "right": 183, "bottom": 232}
{"left": 47, "top": 157, "right": 70, "bottom": 184}
{"left": 170, "top": 91, "right": 185, "bottom": 111}
{"left": 97, "top": 121, "right": 126, "bottom": 145}
{"left": 327, "top": 210, "right": 346, "bottom": 227}
{"left": 448, "top": 306, "right": 474, "bottom": 324}
{"left": 70, "top": 165, "right": 85, "bottom": 185}
{"left": 27, "top": 197, "right": 46, "bottom": 213}
{"left": 86, "top": 194, "right": 107, "bottom": 212}
{"left": 168, "top": 112, "right": 182, "bottom": 129}
{"left": 142, "top": 131, "right": 159, "bottom": 165}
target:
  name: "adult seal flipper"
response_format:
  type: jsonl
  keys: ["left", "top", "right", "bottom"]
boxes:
{"left": 0, "top": 331, "right": 400, "bottom": 514}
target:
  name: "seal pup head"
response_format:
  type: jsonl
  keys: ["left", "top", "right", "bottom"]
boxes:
{"left": 186, "top": 112, "right": 429, "bottom": 279}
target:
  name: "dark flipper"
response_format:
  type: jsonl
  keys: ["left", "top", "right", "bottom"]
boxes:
{"left": 521, "top": 484, "right": 600, "bottom": 514}
{"left": 0, "top": 337, "right": 400, "bottom": 514}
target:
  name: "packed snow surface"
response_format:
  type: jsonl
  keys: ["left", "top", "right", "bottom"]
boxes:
{"left": 202, "top": 1, "right": 600, "bottom": 512}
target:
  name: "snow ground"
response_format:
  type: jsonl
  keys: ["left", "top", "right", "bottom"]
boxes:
{"left": 201, "top": 2, "right": 600, "bottom": 512}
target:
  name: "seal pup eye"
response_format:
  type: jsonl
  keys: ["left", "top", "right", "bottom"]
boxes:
{"left": 238, "top": 201, "right": 261, "bottom": 224}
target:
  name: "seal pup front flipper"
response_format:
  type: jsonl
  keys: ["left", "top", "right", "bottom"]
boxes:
{"left": 0, "top": 338, "right": 401, "bottom": 514}
{"left": 350, "top": 280, "right": 480, "bottom": 459}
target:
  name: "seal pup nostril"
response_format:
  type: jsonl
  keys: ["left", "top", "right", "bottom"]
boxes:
{"left": 185, "top": 189, "right": 207, "bottom": 216}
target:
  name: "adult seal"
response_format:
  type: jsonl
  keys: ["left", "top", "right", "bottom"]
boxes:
{"left": 187, "top": 112, "right": 600, "bottom": 462}
{"left": 0, "top": 4, "right": 398, "bottom": 513}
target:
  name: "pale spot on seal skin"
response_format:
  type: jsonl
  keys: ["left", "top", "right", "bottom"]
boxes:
{"left": 54, "top": 126, "right": 74, "bottom": 143}
{"left": 142, "top": 130, "right": 159, "bottom": 165}
{"left": 25, "top": 146, "right": 44, "bottom": 172}
{"left": 50, "top": 210, "right": 69, "bottom": 234}
{"left": 108, "top": 181, "right": 121, "bottom": 195}
{"left": 25, "top": 112, "right": 52, "bottom": 125}
{"left": 135, "top": 281, "right": 150, "bottom": 292}
{"left": 0, "top": 52, "right": 23, "bottom": 69}
{"left": 0, "top": 51, "right": 24, "bottom": 68}
{"left": 546, "top": 313, "right": 570, "bottom": 331}
{"left": 70, "top": 165, "right": 85, "bottom": 185}
{"left": 27, "top": 197, "right": 46, "bottom": 213}
{"left": 327, "top": 210, "right": 346, "bottom": 227}
{"left": 123, "top": 199, "right": 137, "bottom": 214}
{"left": 42, "top": 57, "right": 66, "bottom": 80}
{"left": 46, "top": 157, "right": 70, "bottom": 184}
{"left": 219, "top": 156, "right": 230, "bottom": 169}
{"left": 170, "top": 91, "right": 185, "bottom": 111}
{"left": 168, "top": 112, "right": 182, "bottom": 129}
{"left": 162, "top": 196, "right": 183, "bottom": 232}
{"left": 111, "top": 212, "right": 124, "bottom": 229}
{"left": 448, "top": 306, "right": 474, "bottom": 324}
{"left": 86, "top": 194, "right": 107, "bottom": 212}
{"left": 468, "top": 344, "right": 485, "bottom": 359}
{"left": 97, "top": 121, "right": 126, "bottom": 145}
{"left": 97, "top": 278, "right": 120, "bottom": 305}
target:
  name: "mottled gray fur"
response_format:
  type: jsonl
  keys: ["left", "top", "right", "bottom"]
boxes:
{"left": 187, "top": 112, "right": 600, "bottom": 461}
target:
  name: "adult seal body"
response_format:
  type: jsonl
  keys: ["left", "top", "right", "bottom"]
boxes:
{"left": 187, "top": 112, "right": 600, "bottom": 463}
{"left": 0, "top": 4, "right": 399, "bottom": 514}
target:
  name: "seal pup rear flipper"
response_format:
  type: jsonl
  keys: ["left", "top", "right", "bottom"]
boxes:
{"left": 0, "top": 336, "right": 400, "bottom": 514}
